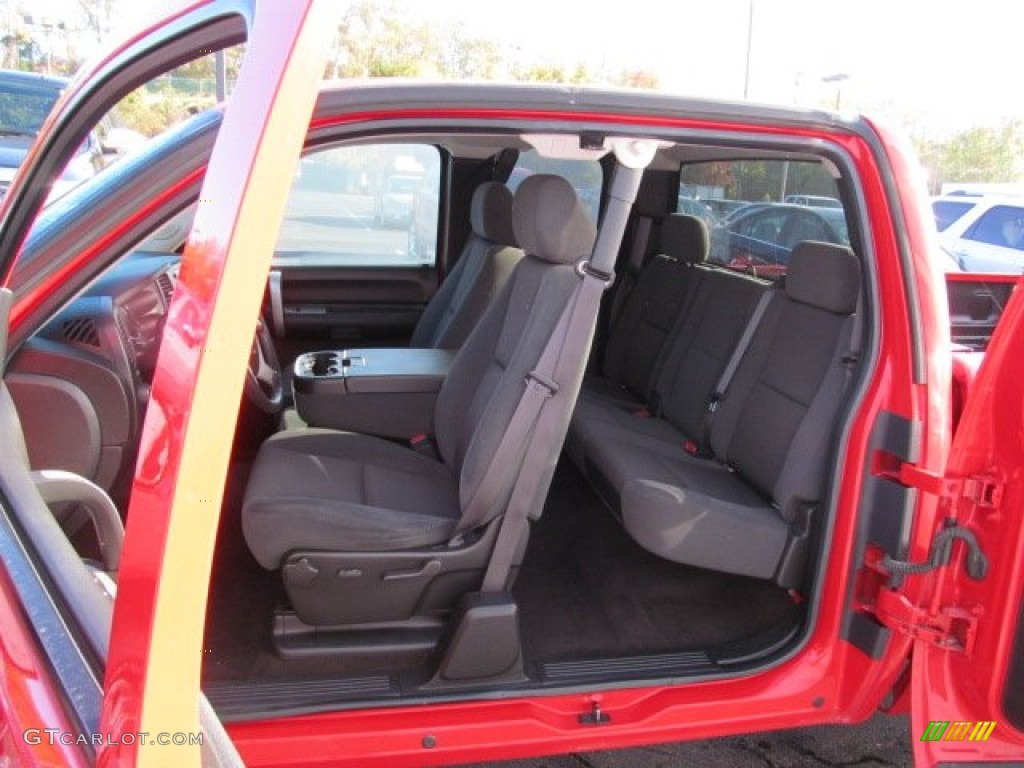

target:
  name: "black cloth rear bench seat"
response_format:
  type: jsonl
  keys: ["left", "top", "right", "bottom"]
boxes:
{"left": 568, "top": 262, "right": 769, "bottom": 470}
{"left": 569, "top": 241, "right": 860, "bottom": 587}
{"left": 581, "top": 213, "right": 710, "bottom": 410}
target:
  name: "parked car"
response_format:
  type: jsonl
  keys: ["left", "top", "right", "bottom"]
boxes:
{"left": 932, "top": 194, "right": 984, "bottom": 232}
{"left": 0, "top": 69, "right": 141, "bottom": 203}
{"left": 0, "top": 3, "right": 1022, "bottom": 767}
{"left": 375, "top": 173, "right": 420, "bottom": 227}
{"left": 703, "top": 197, "right": 751, "bottom": 220}
{"left": 676, "top": 195, "right": 719, "bottom": 228}
{"left": 784, "top": 193, "right": 842, "bottom": 208}
{"left": 937, "top": 196, "right": 1024, "bottom": 273}
{"left": 709, "top": 201, "right": 850, "bottom": 276}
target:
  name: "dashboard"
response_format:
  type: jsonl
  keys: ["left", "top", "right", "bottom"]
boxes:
{"left": 7, "top": 253, "right": 180, "bottom": 503}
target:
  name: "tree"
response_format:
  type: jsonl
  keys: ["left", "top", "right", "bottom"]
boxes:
{"left": 78, "top": 0, "right": 116, "bottom": 44}
{"left": 914, "top": 121, "right": 1024, "bottom": 193}
{"left": 616, "top": 69, "right": 660, "bottom": 90}
{"left": 334, "top": 2, "right": 443, "bottom": 79}
{"left": 447, "top": 34, "right": 502, "bottom": 80}
{"left": 516, "top": 62, "right": 594, "bottom": 84}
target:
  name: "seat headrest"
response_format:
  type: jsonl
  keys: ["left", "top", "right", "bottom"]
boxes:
{"left": 512, "top": 174, "right": 596, "bottom": 265}
{"left": 661, "top": 214, "right": 708, "bottom": 265}
{"left": 786, "top": 241, "right": 861, "bottom": 315}
{"left": 470, "top": 182, "right": 517, "bottom": 245}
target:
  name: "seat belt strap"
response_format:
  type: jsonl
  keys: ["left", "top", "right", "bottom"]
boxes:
{"left": 695, "top": 286, "right": 774, "bottom": 454}
{"left": 843, "top": 290, "right": 864, "bottom": 381}
{"left": 605, "top": 215, "right": 651, "bottom": 331}
{"left": 479, "top": 162, "right": 645, "bottom": 591}
{"left": 711, "top": 286, "right": 774, "bottom": 406}
{"left": 629, "top": 216, "right": 653, "bottom": 269}
{"left": 480, "top": 273, "right": 607, "bottom": 590}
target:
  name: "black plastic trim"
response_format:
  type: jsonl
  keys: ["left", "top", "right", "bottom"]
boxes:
{"left": 842, "top": 410, "right": 920, "bottom": 657}
{"left": 1003, "top": 596, "right": 1024, "bottom": 731}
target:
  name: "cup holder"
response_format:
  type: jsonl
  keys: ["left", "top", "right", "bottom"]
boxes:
{"left": 298, "top": 351, "right": 343, "bottom": 378}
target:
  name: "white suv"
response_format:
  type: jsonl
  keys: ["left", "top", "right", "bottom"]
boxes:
{"left": 935, "top": 195, "right": 1024, "bottom": 273}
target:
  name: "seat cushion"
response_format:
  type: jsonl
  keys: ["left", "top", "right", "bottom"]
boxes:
{"left": 243, "top": 429, "right": 461, "bottom": 568}
{"left": 618, "top": 449, "right": 789, "bottom": 580}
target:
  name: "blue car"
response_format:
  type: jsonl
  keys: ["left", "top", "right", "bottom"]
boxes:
{"left": 709, "top": 202, "right": 849, "bottom": 276}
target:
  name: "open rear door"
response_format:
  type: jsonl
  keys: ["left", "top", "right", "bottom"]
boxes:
{"left": 912, "top": 275, "right": 1024, "bottom": 765}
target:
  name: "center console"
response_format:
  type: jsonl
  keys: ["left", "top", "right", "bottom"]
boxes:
{"left": 292, "top": 348, "right": 455, "bottom": 439}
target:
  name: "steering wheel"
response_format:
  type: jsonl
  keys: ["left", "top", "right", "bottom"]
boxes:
{"left": 244, "top": 318, "right": 284, "bottom": 414}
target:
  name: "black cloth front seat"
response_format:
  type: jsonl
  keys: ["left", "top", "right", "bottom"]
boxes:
{"left": 242, "top": 175, "right": 596, "bottom": 625}
{"left": 410, "top": 181, "right": 522, "bottom": 349}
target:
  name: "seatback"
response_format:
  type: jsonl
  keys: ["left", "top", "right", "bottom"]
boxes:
{"left": 433, "top": 175, "right": 596, "bottom": 524}
{"left": 654, "top": 266, "right": 768, "bottom": 439}
{"left": 410, "top": 182, "right": 522, "bottom": 349}
{"left": 600, "top": 214, "right": 708, "bottom": 399}
{"left": 709, "top": 241, "right": 860, "bottom": 518}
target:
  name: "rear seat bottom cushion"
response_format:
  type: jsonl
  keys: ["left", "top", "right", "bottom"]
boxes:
{"left": 620, "top": 456, "right": 788, "bottom": 580}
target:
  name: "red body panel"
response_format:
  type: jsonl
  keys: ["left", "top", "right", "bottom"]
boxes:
{"left": 99, "top": 1, "right": 324, "bottom": 764}
{"left": 912, "top": 274, "right": 1024, "bottom": 765}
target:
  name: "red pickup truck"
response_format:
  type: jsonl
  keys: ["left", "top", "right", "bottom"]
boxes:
{"left": 0, "top": 1, "right": 1021, "bottom": 766}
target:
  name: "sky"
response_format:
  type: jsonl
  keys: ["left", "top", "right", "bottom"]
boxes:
{"left": 406, "top": 0, "right": 1023, "bottom": 138}
{"left": 17, "top": 0, "right": 1024, "bottom": 139}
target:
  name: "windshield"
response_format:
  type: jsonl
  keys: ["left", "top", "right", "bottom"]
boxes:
{"left": 0, "top": 79, "right": 62, "bottom": 137}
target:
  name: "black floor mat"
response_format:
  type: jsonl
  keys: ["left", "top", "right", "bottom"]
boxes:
{"left": 513, "top": 461, "right": 801, "bottom": 663}
{"left": 203, "top": 458, "right": 801, "bottom": 685}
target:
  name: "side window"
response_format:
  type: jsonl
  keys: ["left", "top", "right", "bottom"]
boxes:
{"left": 276, "top": 143, "right": 441, "bottom": 267}
{"left": 507, "top": 149, "right": 603, "bottom": 221}
{"left": 680, "top": 159, "right": 850, "bottom": 279}
{"left": 965, "top": 206, "right": 1024, "bottom": 251}
{"left": 933, "top": 200, "right": 975, "bottom": 232}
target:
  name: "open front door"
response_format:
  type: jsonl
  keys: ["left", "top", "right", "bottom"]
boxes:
{"left": 912, "top": 275, "right": 1024, "bottom": 765}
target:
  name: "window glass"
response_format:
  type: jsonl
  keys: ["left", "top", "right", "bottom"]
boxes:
{"left": 933, "top": 200, "right": 975, "bottom": 232}
{"left": 964, "top": 205, "right": 1024, "bottom": 251}
{"left": 508, "top": 149, "right": 603, "bottom": 221}
{"left": 679, "top": 159, "right": 849, "bottom": 279}
{"left": 276, "top": 143, "right": 441, "bottom": 267}
{"left": 0, "top": 78, "right": 61, "bottom": 137}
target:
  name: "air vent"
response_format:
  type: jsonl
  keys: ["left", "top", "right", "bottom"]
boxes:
{"left": 156, "top": 272, "right": 174, "bottom": 304}
{"left": 62, "top": 317, "right": 100, "bottom": 347}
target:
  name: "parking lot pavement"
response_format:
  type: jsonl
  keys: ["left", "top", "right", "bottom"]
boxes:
{"left": 467, "top": 712, "right": 911, "bottom": 768}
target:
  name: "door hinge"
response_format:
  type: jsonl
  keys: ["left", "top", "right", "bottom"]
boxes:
{"left": 873, "top": 587, "right": 980, "bottom": 653}
{"left": 891, "top": 463, "right": 1003, "bottom": 511}
{"left": 859, "top": 462, "right": 999, "bottom": 653}
{"left": 874, "top": 461, "right": 997, "bottom": 582}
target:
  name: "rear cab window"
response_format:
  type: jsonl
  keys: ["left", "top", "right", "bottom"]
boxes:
{"left": 507, "top": 149, "right": 603, "bottom": 221}
{"left": 679, "top": 159, "right": 850, "bottom": 279}
{"left": 276, "top": 142, "right": 442, "bottom": 267}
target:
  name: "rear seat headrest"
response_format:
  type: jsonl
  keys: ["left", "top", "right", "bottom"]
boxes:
{"left": 470, "top": 182, "right": 517, "bottom": 245}
{"left": 661, "top": 214, "right": 708, "bottom": 265}
{"left": 512, "top": 174, "right": 596, "bottom": 265}
{"left": 786, "top": 241, "right": 861, "bottom": 315}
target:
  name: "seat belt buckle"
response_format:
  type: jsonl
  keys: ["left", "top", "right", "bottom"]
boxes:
{"left": 707, "top": 394, "right": 722, "bottom": 414}
{"left": 409, "top": 433, "right": 438, "bottom": 458}
{"left": 526, "top": 370, "right": 559, "bottom": 396}
{"left": 682, "top": 439, "right": 699, "bottom": 456}
{"left": 631, "top": 408, "right": 651, "bottom": 419}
